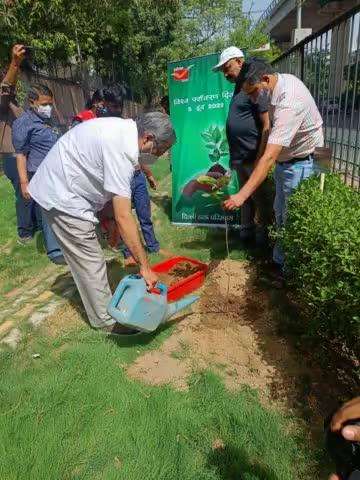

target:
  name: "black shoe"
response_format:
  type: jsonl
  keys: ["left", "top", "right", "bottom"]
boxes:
{"left": 51, "top": 255, "right": 67, "bottom": 265}
{"left": 100, "top": 323, "right": 139, "bottom": 336}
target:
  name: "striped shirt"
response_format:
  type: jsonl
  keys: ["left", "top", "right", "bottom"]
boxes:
{"left": 268, "top": 73, "right": 324, "bottom": 162}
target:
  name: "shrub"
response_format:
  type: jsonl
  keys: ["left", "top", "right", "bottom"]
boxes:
{"left": 279, "top": 174, "right": 360, "bottom": 351}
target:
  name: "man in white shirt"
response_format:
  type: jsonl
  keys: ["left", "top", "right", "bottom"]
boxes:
{"left": 224, "top": 58, "right": 324, "bottom": 269}
{"left": 28, "top": 112, "right": 176, "bottom": 334}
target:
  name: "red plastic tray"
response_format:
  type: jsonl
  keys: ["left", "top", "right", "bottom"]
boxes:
{"left": 151, "top": 256, "right": 208, "bottom": 302}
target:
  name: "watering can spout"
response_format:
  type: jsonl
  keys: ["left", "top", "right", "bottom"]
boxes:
{"left": 165, "top": 295, "right": 199, "bottom": 322}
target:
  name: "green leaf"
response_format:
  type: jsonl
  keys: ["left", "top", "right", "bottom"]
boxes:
{"left": 201, "top": 132, "right": 213, "bottom": 141}
{"left": 197, "top": 175, "right": 217, "bottom": 186}
{"left": 212, "top": 126, "right": 221, "bottom": 143}
{"left": 209, "top": 153, "right": 220, "bottom": 162}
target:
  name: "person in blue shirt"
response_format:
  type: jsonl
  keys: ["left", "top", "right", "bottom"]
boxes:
{"left": 12, "top": 84, "right": 65, "bottom": 264}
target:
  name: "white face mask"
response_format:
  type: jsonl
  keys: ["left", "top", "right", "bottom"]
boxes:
{"left": 138, "top": 141, "right": 158, "bottom": 165}
{"left": 36, "top": 104, "right": 53, "bottom": 119}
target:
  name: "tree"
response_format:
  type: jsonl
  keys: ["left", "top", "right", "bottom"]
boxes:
{"left": 0, "top": 0, "right": 131, "bottom": 69}
{"left": 0, "top": 0, "right": 276, "bottom": 103}
{"left": 115, "top": 0, "right": 181, "bottom": 104}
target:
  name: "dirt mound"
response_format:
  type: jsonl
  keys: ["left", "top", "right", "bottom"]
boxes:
{"left": 127, "top": 260, "right": 278, "bottom": 395}
{"left": 156, "top": 261, "right": 202, "bottom": 287}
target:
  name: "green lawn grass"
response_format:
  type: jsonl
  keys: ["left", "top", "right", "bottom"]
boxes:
{"left": 0, "top": 176, "right": 50, "bottom": 294}
{"left": 0, "top": 329, "right": 314, "bottom": 480}
{"left": 0, "top": 159, "right": 320, "bottom": 479}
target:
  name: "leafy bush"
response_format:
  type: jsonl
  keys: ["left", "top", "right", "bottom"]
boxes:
{"left": 279, "top": 174, "right": 360, "bottom": 350}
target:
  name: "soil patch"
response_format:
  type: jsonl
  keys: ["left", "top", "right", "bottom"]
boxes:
{"left": 156, "top": 261, "right": 202, "bottom": 287}
{"left": 128, "top": 259, "right": 358, "bottom": 443}
{"left": 128, "top": 260, "right": 278, "bottom": 395}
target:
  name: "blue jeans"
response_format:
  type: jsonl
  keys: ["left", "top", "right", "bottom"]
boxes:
{"left": 40, "top": 207, "right": 64, "bottom": 261}
{"left": 2, "top": 154, "right": 41, "bottom": 238}
{"left": 273, "top": 157, "right": 315, "bottom": 266}
{"left": 26, "top": 171, "right": 63, "bottom": 262}
{"left": 123, "top": 171, "right": 160, "bottom": 258}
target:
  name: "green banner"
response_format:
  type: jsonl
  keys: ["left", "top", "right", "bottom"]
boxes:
{"left": 168, "top": 53, "right": 239, "bottom": 227}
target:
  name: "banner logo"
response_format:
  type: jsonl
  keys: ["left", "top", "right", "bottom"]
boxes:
{"left": 171, "top": 65, "right": 193, "bottom": 82}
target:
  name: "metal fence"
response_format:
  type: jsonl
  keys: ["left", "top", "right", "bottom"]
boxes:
{"left": 256, "top": 0, "right": 287, "bottom": 27}
{"left": 272, "top": 4, "right": 360, "bottom": 190}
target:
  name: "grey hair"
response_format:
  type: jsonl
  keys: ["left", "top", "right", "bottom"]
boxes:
{"left": 136, "top": 111, "right": 176, "bottom": 147}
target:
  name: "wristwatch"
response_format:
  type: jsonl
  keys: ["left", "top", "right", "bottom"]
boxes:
{"left": 0, "top": 83, "right": 15, "bottom": 96}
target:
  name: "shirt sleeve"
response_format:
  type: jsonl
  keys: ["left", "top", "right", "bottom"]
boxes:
{"left": 101, "top": 139, "right": 134, "bottom": 199}
{"left": 268, "top": 105, "right": 306, "bottom": 147}
{"left": 12, "top": 116, "right": 31, "bottom": 154}
{"left": 255, "top": 91, "right": 269, "bottom": 114}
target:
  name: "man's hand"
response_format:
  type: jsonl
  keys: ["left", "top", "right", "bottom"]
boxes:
{"left": 20, "top": 181, "right": 30, "bottom": 200}
{"left": 113, "top": 194, "right": 152, "bottom": 274}
{"left": 140, "top": 266, "right": 158, "bottom": 290}
{"left": 223, "top": 193, "right": 245, "bottom": 211}
{"left": 329, "top": 397, "right": 360, "bottom": 480}
{"left": 11, "top": 44, "right": 26, "bottom": 66}
{"left": 147, "top": 175, "right": 157, "bottom": 190}
{"left": 331, "top": 397, "right": 360, "bottom": 440}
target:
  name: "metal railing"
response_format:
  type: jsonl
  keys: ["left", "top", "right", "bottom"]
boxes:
{"left": 272, "top": 4, "right": 360, "bottom": 190}
{"left": 256, "top": 0, "right": 288, "bottom": 27}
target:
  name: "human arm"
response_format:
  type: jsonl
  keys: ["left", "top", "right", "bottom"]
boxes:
{"left": 12, "top": 115, "right": 31, "bottom": 200}
{"left": 255, "top": 91, "right": 271, "bottom": 164}
{"left": 16, "top": 153, "right": 30, "bottom": 200}
{"left": 101, "top": 131, "right": 157, "bottom": 288}
{"left": 112, "top": 196, "right": 158, "bottom": 288}
{"left": 223, "top": 143, "right": 282, "bottom": 210}
{"left": 140, "top": 164, "right": 157, "bottom": 190}
{"left": 331, "top": 397, "right": 360, "bottom": 440}
{"left": 328, "top": 397, "right": 360, "bottom": 480}
{"left": 2, "top": 44, "right": 26, "bottom": 87}
{"left": 1, "top": 45, "right": 26, "bottom": 115}
{"left": 256, "top": 111, "right": 270, "bottom": 164}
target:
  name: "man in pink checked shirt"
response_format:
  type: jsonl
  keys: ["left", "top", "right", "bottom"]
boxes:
{"left": 224, "top": 58, "right": 324, "bottom": 274}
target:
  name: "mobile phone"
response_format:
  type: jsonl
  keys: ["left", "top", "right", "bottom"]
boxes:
{"left": 23, "top": 46, "right": 38, "bottom": 57}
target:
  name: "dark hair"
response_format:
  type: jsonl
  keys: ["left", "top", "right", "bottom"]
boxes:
{"left": 236, "top": 58, "right": 274, "bottom": 91}
{"left": 27, "top": 83, "right": 53, "bottom": 102}
{"left": 86, "top": 87, "right": 125, "bottom": 111}
{"left": 160, "top": 95, "right": 169, "bottom": 115}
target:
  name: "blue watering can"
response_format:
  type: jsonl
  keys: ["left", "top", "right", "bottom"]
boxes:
{"left": 107, "top": 274, "right": 199, "bottom": 333}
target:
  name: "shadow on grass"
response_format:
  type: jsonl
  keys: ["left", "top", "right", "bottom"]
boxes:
{"left": 49, "top": 258, "right": 176, "bottom": 350}
{"left": 207, "top": 444, "right": 279, "bottom": 480}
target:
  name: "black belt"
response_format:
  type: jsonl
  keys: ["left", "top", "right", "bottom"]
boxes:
{"left": 281, "top": 154, "right": 313, "bottom": 166}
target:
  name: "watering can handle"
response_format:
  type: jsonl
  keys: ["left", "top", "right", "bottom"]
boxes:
{"left": 151, "top": 282, "right": 167, "bottom": 296}
{"left": 107, "top": 275, "right": 143, "bottom": 320}
{"left": 129, "top": 274, "right": 167, "bottom": 296}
